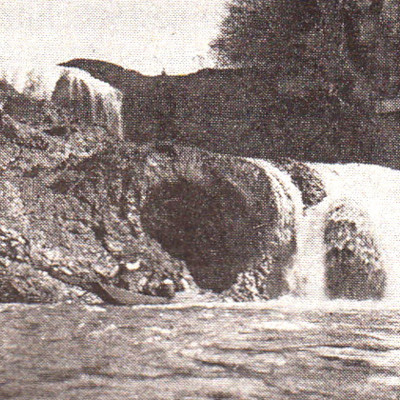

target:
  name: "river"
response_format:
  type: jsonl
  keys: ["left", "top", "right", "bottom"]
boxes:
{"left": 1, "top": 300, "right": 400, "bottom": 399}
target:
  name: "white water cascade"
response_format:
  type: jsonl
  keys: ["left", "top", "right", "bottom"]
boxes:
{"left": 312, "top": 163, "right": 400, "bottom": 302}
{"left": 246, "top": 160, "right": 400, "bottom": 302}
{"left": 0, "top": 62, "right": 123, "bottom": 138}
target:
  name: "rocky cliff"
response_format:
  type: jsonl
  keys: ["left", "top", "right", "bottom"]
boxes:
{"left": 0, "top": 83, "right": 318, "bottom": 304}
{"left": 0, "top": 78, "right": 394, "bottom": 304}
{"left": 60, "top": 58, "right": 398, "bottom": 169}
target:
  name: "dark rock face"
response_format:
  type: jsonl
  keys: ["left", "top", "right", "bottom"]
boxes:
{"left": 60, "top": 58, "right": 394, "bottom": 170}
{"left": 140, "top": 148, "right": 297, "bottom": 298}
{"left": 274, "top": 159, "right": 327, "bottom": 207}
{"left": 324, "top": 203, "right": 386, "bottom": 299}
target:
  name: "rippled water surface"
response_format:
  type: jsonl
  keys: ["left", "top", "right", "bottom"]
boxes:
{"left": 1, "top": 302, "right": 400, "bottom": 399}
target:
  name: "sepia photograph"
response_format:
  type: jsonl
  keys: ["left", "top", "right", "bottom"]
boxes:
{"left": 0, "top": 0, "right": 400, "bottom": 398}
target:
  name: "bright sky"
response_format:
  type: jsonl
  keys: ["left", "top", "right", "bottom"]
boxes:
{"left": 0, "top": 0, "right": 227, "bottom": 75}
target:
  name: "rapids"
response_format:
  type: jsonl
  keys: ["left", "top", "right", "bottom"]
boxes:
{"left": 2, "top": 302, "right": 400, "bottom": 400}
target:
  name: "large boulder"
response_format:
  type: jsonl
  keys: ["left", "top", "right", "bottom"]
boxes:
{"left": 324, "top": 203, "right": 386, "bottom": 299}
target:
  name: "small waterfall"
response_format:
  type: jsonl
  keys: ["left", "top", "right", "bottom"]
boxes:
{"left": 0, "top": 62, "right": 123, "bottom": 137}
{"left": 287, "top": 163, "right": 400, "bottom": 301}
{"left": 249, "top": 159, "right": 329, "bottom": 300}
{"left": 313, "top": 164, "right": 400, "bottom": 301}
{"left": 287, "top": 199, "right": 329, "bottom": 300}
{"left": 245, "top": 159, "right": 400, "bottom": 302}
{"left": 3, "top": 64, "right": 400, "bottom": 303}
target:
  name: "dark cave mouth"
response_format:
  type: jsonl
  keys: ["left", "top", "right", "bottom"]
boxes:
{"left": 141, "top": 179, "right": 271, "bottom": 293}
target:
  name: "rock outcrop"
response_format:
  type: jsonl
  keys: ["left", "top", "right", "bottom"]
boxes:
{"left": 60, "top": 58, "right": 392, "bottom": 170}
{"left": 0, "top": 84, "right": 189, "bottom": 304}
{"left": 0, "top": 81, "right": 307, "bottom": 303}
{"left": 140, "top": 148, "right": 299, "bottom": 298}
{"left": 324, "top": 203, "right": 386, "bottom": 299}
{"left": 0, "top": 75, "right": 395, "bottom": 304}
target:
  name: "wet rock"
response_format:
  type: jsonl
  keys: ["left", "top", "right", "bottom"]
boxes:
{"left": 44, "top": 125, "right": 70, "bottom": 137}
{"left": 0, "top": 260, "right": 100, "bottom": 304}
{"left": 92, "top": 263, "right": 120, "bottom": 279}
{"left": 324, "top": 203, "right": 386, "bottom": 300}
{"left": 0, "top": 226, "right": 29, "bottom": 261}
{"left": 125, "top": 260, "right": 142, "bottom": 271}
{"left": 275, "top": 159, "right": 327, "bottom": 207}
{"left": 0, "top": 78, "right": 190, "bottom": 304}
{"left": 155, "top": 278, "right": 176, "bottom": 298}
{"left": 224, "top": 255, "right": 289, "bottom": 301}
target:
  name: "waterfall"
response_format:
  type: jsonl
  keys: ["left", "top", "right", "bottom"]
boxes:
{"left": 285, "top": 163, "right": 400, "bottom": 301}
{"left": 244, "top": 160, "right": 400, "bottom": 302}
{"left": 287, "top": 199, "right": 329, "bottom": 300}
{"left": 248, "top": 159, "right": 329, "bottom": 300}
{"left": 2, "top": 63, "right": 400, "bottom": 302}
{"left": 313, "top": 164, "right": 400, "bottom": 301}
{"left": 0, "top": 62, "right": 123, "bottom": 138}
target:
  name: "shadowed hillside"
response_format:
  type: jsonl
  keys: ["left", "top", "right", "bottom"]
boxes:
{"left": 61, "top": 58, "right": 400, "bottom": 169}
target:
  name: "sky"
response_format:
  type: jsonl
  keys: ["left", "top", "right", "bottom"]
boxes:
{"left": 0, "top": 0, "right": 227, "bottom": 75}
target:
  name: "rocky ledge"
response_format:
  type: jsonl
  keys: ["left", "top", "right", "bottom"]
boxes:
{"left": 0, "top": 82, "right": 387, "bottom": 304}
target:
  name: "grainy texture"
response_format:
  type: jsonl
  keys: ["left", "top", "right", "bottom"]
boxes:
{"left": 2, "top": 1, "right": 400, "bottom": 399}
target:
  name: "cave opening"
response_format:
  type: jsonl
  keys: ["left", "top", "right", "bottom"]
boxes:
{"left": 141, "top": 179, "right": 272, "bottom": 293}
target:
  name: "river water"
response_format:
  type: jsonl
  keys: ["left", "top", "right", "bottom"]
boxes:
{"left": 1, "top": 300, "right": 400, "bottom": 400}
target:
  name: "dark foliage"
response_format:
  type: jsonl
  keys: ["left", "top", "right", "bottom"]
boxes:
{"left": 212, "top": 0, "right": 400, "bottom": 99}
{"left": 209, "top": 0, "right": 400, "bottom": 165}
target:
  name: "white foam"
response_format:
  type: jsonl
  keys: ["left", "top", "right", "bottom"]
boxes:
{"left": 246, "top": 159, "right": 329, "bottom": 300}
{"left": 239, "top": 161, "right": 400, "bottom": 303}
{"left": 0, "top": 62, "right": 61, "bottom": 100}
{"left": 312, "top": 163, "right": 400, "bottom": 301}
{"left": 0, "top": 61, "right": 123, "bottom": 137}
{"left": 287, "top": 198, "right": 331, "bottom": 300}
{"left": 247, "top": 319, "right": 317, "bottom": 331}
{"left": 265, "top": 161, "right": 400, "bottom": 302}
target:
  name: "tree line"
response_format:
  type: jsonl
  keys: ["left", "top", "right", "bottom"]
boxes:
{"left": 209, "top": 0, "right": 400, "bottom": 164}
{"left": 212, "top": 0, "right": 400, "bottom": 102}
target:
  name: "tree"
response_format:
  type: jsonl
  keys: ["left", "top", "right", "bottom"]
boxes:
{"left": 212, "top": 0, "right": 321, "bottom": 69}
{"left": 211, "top": 0, "right": 400, "bottom": 164}
{"left": 211, "top": 0, "right": 400, "bottom": 100}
